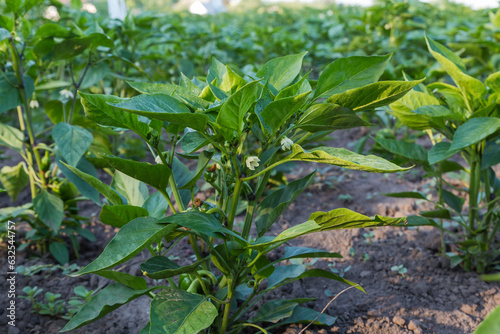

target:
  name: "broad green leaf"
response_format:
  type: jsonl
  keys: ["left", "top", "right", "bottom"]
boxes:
{"left": 127, "top": 81, "right": 210, "bottom": 109}
{"left": 57, "top": 156, "right": 100, "bottom": 205}
{"left": 255, "top": 171, "right": 316, "bottom": 236}
{"left": 35, "top": 80, "right": 71, "bottom": 91}
{"left": 53, "top": 37, "right": 92, "bottom": 60}
{"left": 44, "top": 100, "right": 64, "bottom": 124}
{"left": 486, "top": 72, "right": 500, "bottom": 93}
{"left": 296, "top": 103, "right": 370, "bottom": 133}
{"left": 420, "top": 209, "right": 451, "bottom": 219}
{"left": 276, "top": 71, "right": 312, "bottom": 100}
{"left": 281, "top": 144, "right": 409, "bottom": 173}
{"left": 180, "top": 151, "right": 214, "bottom": 190}
{"left": 0, "top": 28, "right": 10, "bottom": 41}
{"left": 52, "top": 123, "right": 93, "bottom": 167}
{"left": 260, "top": 90, "right": 311, "bottom": 135}
{"left": 99, "top": 205, "right": 149, "bottom": 228}
{"left": 256, "top": 52, "right": 307, "bottom": 91}
{"left": 207, "top": 58, "right": 247, "bottom": 93}
{"left": 74, "top": 217, "right": 178, "bottom": 276}
{"left": 110, "top": 94, "right": 209, "bottom": 132}
{"left": 94, "top": 270, "right": 147, "bottom": 290}
{"left": 62, "top": 163, "right": 123, "bottom": 206}
{"left": 139, "top": 256, "right": 210, "bottom": 280}
{"left": 425, "top": 35, "right": 466, "bottom": 71}
{"left": 442, "top": 190, "right": 464, "bottom": 213}
{"left": 449, "top": 118, "right": 500, "bottom": 152}
{"left": 327, "top": 79, "right": 424, "bottom": 112}
{"left": 425, "top": 35, "right": 487, "bottom": 111}
{"left": 428, "top": 142, "right": 457, "bottom": 165}
{"left": 60, "top": 284, "right": 158, "bottom": 332}
{"left": 314, "top": 54, "right": 391, "bottom": 99}
{"left": 216, "top": 81, "right": 261, "bottom": 139}
{"left": 383, "top": 192, "right": 428, "bottom": 200}
{"left": 266, "top": 265, "right": 306, "bottom": 289}
{"left": 374, "top": 137, "right": 428, "bottom": 163}
{"left": 405, "top": 215, "right": 439, "bottom": 228}
{"left": 79, "top": 92, "right": 150, "bottom": 139}
{"left": 0, "top": 123, "right": 24, "bottom": 152}
{"left": 33, "top": 189, "right": 64, "bottom": 231}
{"left": 159, "top": 211, "right": 234, "bottom": 240}
{"left": 311, "top": 208, "right": 406, "bottom": 230}
{"left": 389, "top": 89, "right": 443, "bottom": 130}
{"left": 271, "top": 306, "right": 337, "bottom": 327}
{"left": 1, "top": 163, "right": 29, "bottom": 201}
{"left": 474, "top": 306, "right": 500, "bottom": 334}
{"left": 142, "top": 192, "right": 169, "bottom": 219}
{"left": 276, "top": 247, "right": 342, "bottom": 263}
{"left": 251, "top": 299, "right": 311, "bottom": 323}
{"left": 150, "top": 288, "right": 218, "bottom": 334}
{"left": 102, "top": 155, "right": 171, "bottom": 191}
{"left": 49, "top": 242, "right": 69, "bottom": 264}
{"left": 111, "top": 171, "right": 149, "bottom": 207}
{"left": 181, "top": 131, "right": 208, "bottom": 154}
{"left": 35, "top": 23, "right": 72, "bottom": 38}
{"left": 0, "top": 74, "right": 34, "bottom": 114}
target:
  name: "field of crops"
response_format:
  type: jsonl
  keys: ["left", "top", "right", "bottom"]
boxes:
{"left": 0, "top": 0, "right": 500, "bottom": 333}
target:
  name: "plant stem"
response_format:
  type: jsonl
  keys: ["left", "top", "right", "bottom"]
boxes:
{"left": 219, "top": 278, "right": 233, "bottom": 334}
{"left": 227, "top": 178, "right": 242, "bottom": 231}
{"left": 68, "top": 53, "right": 92, "bottom": 124}
{"left": 437, "top": 163, "right": 445, "bottom": 255}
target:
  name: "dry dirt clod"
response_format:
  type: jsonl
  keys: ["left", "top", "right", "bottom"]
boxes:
{"left": 392, "top": 315, "right": 406, "bottom": 326}
{"left": 460, "top": 304, "right": 475, "bottom": 316}
{"left": 408, "top": 319, "right": 422, "bottom": 331}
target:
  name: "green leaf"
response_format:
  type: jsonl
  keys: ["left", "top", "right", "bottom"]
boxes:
{"left": 0, "top": 123, "right": 24, "bottom": 152}
{"left": 1, "top": 162, "right": 29, "bottom": 201}
{"left": 35, "top": 23, "right": 72, "bottom": 38}
{"left": 420, "top": 209, "right": 451, "bottom": 219}
{"left": 207, "top": 58, "right": 247, "bottom": 93}
{"left": 296, "top": 103, "right": 370, "bottom": 133}
{"left": 103, "top": 155, "right": 171, "bottom": 191}
{"left": 79, "top": 92, "right": 151, "bottom": 139}
{"left": 181, "top": 131, "right": 208, "bottom": 154}
{"left": 60, "top": 284, "right": 158, "bottom": 332}
{"left": 49, "top": 242, "right": 69, "bottom": 264}
{"left": 52, "top": 123, "right": 93, "bottom": 167}
{"left": 99, "top": 205, "right": 149, "bottom": 228}
{"left": 142, "top": 192, "right": 169, "bottom": 219}
{"left": 282, "top": 144, "right": 409, "bottom": 173}
{"left": 425, "top": 35, "right": 487, "bottom": 110}
{"left": 73, "top": 217, "right": 178, "bottom": 276}
{"left": 33, "top": 189, "right": 64, "bottom": 231}
{"left": 314, "top": 54, "right": 391, "bottom": 99}
{"left": 53, "top": 37, "right": 92, "bottom": 60}
{"left": 139, "top": 256, "right": 210, "bottom": 280}
{"left": 216, "top": 81, "right": 261, "bottom": 139}
{"left": 389, "top": 89, "right": 443, "bottom": 130}
{"left": 94, "top": 270, "right": 147, "bottom": 290}
{"left": 272, "top": 306, "right": 337, "bottom": 327}
{"left": 428, "top": 142, "right": 457, "bottom": 165}
{"left": 57, "top": 156, "right": 100, "bottom": 205}
{"left": 251, "top": 299, "right": 306, "bottom": 323}
{"left": 276, "top": 247, "right": 342, "bottom": 263}
{"left": 486, "top": 72, "right": 500, "bottom": 93}
{"left": 383, "top": 192, "right": 428, "bottom": 200}
{"left": 260, "top": 90, "right": 311, "bottom": 135}
{"left": 449, "top": 118, "right": 500, "bottom": 152}
{"left": 127, "top": 81, "right": 210, "bottom": 109}
{"left": 256, "top": 52, "right": 307, "bottom": 91}
{"left": 405, "top": 215, "right": 439, "bottom": 228}
{"left": 0, "top": 74, "right": 34, "bottom": 114}
{"left": 0, "top": 28, "right": 10, "bottom": 41}
{"left": 35, "top": 80, "right": 71, "bottom": 91}
{"left": 180, "top": 151, "right": 214, "bottom": 190}
{"left": 150, "top": 288, "right": 218, "bottom": 334}
{"left": 374, "top": 137, "right": 428, "bottom": 163}
{"left": 425, "top": 35, "right": 466, "bottom": 71}
{"left": 474, "top": 305, "right": 500, "bottom": 334}
{"left": 255, "top": 171, "right": 316, "bottom": 236}
{"left": 442, "top": 189, "right": 464, "bottom": 213}
{"left": 110, "top": 94, "right": 209, "bottom": 132}
{"left": 111, "top": 171, "right": 149, "bottom": 207}
{"left": 327, "top": 79, "right": 425, "bottom": 112}
{"left": 62, "top": 162, "right": 123, "bottom": 206}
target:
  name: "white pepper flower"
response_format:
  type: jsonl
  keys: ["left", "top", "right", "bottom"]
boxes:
{"left": 29, "top": 100, "right": 39, "bottom": 109}
{"left": 60, "top": 89, "right": 74, "bottom": 99}
{"left": 155, "top": 156, "right": 163, "bottom": 164}
{"left": 280, "top": 136, "right": 293, "bottom": 151}
{"left": 246, "top": 156, "right": 260, "bottom": 171}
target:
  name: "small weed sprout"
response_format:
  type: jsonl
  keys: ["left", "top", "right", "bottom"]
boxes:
{"left": 391, "top": 264, "right": 408, "bottom": 278}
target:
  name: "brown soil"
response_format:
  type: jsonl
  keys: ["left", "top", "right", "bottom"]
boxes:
{"left": 0, "top": 129, "right": 499, "bottom": 334}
